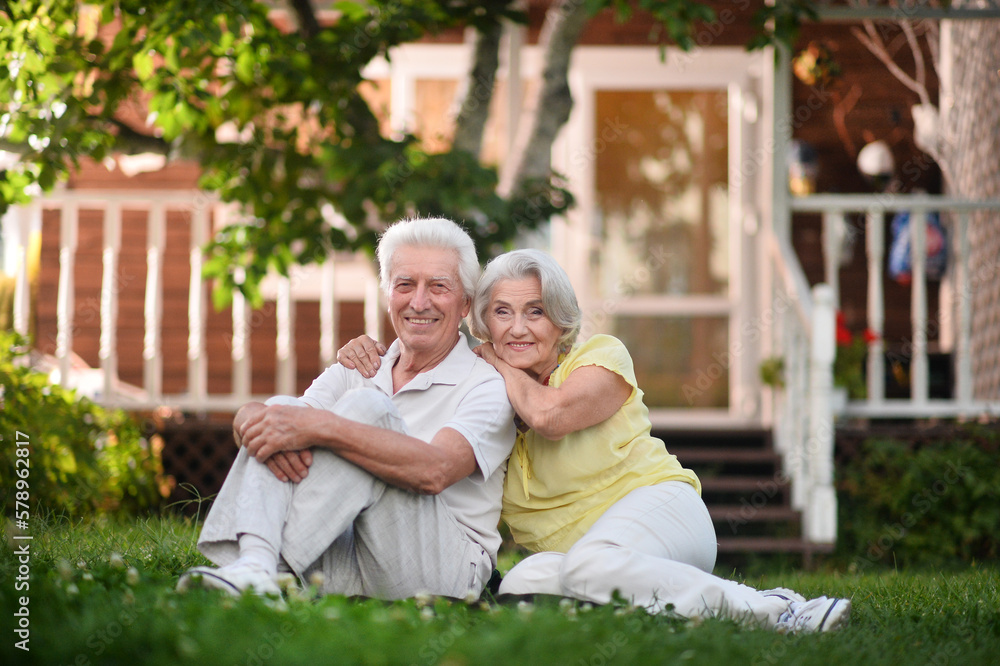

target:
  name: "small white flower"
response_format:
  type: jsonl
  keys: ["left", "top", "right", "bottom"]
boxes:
{"left": 580, "top": 603, "right": 594, "bottom": 613}
{"left": 82, "top": 572, "right": 94, "bottom": 581}
{"left": 463, "top": 589, "right": 480, "bottom": 605}
{"left": 413, "top": 591, "right": 433, "bottom": 608}
{"left": 517, "top": 600, "right": 534, "bottom": 615}
{"left": 57, "top": 559, "right": 73, "bottom": 581}
{"left": 126, "top": 567, "right": 140, "bottom": 586}
{"left": 109, "top": 552, "right": 126, "bottom": 569}
{"left": 308, "top": 571, "right": 326, "bottom": 589}
{"left": 276, "top": 573, "right": 299, "bottom": 592}
{"left": 66, "top": 583, "right": 80, "bottom": 596}
{"left": 420, "top": 606, "right": 435, "bottom": 621}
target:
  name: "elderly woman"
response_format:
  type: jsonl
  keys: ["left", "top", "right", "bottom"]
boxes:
{"left": 340, "top": 249, "right": 850, "bottom": 633}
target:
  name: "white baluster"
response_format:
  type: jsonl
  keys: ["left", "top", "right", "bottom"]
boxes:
{"left": 955, "top": 213, "right": 973, "bottom": 405}
{"left": 320, "top": 254, "right": 337, "bottom": 369}
{"left": 365, "top": 271, "right": 381, "bottom": 343}
{"left": 56, "top": 203, "right": 79, "bottom": 385}
{"left": 231, "top": 269, "right": 251, "bottom": 402}
{"left": 188, "top": 205, "right": 209, "bottom": 401}
{"left": 866, "top": 209, "right": 885, "bottom": 403}
{"left": 100, "top": 205, "right": 122, "bottom": 401}
{"left": 144, "top": 204, "right": 165, "bottom": 399}
{"left": 910, "top": 211, "right": 929, "bottom": 403}
{"left": 12, "top": 204, "right": 39, "bottom": 338}
{"left": 806, "top": 283, "right": 836, "bottom": 543}
{"left": 276, "top": 276, "right": 295, "bottom": 396}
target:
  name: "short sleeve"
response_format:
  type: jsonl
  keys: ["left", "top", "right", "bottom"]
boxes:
{"left": 559, "top": 334, "right": 638, "bottom": 393}
{"left": 299, "top": 363, "right": 354, "bottom": 410}
{"left": 442, "top": 373, "right": 515, "bottom": 483}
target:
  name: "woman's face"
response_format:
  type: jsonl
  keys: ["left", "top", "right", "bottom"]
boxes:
{"left": 487, "top": 277, "right": 563, "bottom": 380}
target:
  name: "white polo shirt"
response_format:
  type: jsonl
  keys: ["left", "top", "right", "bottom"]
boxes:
{"left": 299, "top": 332, "right": 515, "bottom": 562}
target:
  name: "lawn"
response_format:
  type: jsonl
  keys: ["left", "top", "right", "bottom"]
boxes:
{"left": 2, "top": 515, "right": 998, "bottom": 666}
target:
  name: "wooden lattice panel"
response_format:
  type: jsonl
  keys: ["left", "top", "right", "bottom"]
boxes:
{"left": 157, "top": 420, "right": 239, "bottom": 512}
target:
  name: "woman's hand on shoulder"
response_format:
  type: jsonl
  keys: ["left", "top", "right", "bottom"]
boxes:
{"left": 472, "top": 342, "right": 500, "bottom": 368}
{"left": 337, "top": 335, "right": 387, "bottom": 379}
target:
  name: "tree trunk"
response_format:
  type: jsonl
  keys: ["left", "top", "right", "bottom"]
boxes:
{"left": 453, "top": 22, "right": 503, "bottom": 157}
{"left": 942, "top": 16, "right": 1000, "bottom": 399}
{"left": 498, "top": 0, "right": 591, "bottom": 197}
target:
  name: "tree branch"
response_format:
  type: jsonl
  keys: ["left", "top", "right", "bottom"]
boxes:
{"left": 108, "top": 118, "right": 173, "bottom": 155}
{"left": 499, "top": 0, "right": 591, "bottom": 196}
{"left": 452, "top": 21, "right": 503, "bottom": 157}
{"left": 899, "top": 19, "right": 930, "bottom": 107}
{"left": 287, "top": 0, "right": 321, "bottom": 39}
{"left": 853, "top": 22, "right": 930, "bottom": 103}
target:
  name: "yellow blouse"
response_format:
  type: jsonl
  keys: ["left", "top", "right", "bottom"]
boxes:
{"left": 501, "top": 334, "right": 701, "bottom": 553}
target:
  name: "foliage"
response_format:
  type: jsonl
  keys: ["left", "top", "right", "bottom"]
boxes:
{"left": 0, "top": 331, "right": 170, "bottom": 517}
{"left": 3, "top": 514, "right": 1000, "bottom": 665}
{"left": 0, "top": 0, "right": 790, "bottom": 308}
{"left": 837, "top": 427, "right": 1000, "bottom": 569}
{"left": 746, "top": 0, "right": 819, "bottom": 52}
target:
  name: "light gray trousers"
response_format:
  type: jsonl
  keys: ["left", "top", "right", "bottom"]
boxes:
{"left": 197, "top": 388, "right": 491, "bottom": 600}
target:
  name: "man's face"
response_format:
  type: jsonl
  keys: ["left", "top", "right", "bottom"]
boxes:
{"left": 387, "top": 245, "right": 470, "bottom": 357}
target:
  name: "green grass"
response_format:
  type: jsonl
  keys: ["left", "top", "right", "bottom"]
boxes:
{"left": 2, "top": 515, "right": 998, "bottom": 666}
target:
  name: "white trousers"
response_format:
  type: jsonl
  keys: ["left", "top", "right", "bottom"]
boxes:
{"left": 498, "top": 481, "right": 790, "bottom": 626}
{"left": 197, "top": 388, "right": 491, "bottom": 600}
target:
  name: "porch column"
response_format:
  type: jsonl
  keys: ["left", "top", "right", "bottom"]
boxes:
{"left": 805, "top": 283, "right": 837, "bottom": 544}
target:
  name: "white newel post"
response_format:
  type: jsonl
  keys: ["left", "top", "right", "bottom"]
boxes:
{"left": 806, "top": 283, "right": 837, "bottom": 544}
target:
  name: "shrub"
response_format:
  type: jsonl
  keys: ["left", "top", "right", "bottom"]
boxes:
{"left": 837, "top": 426, "right": 1000, "bottom": 569}
{"left": 1, "top": 332, "right": 170, "bottom": 517}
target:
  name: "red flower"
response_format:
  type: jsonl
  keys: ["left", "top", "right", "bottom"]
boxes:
{"left": 836, "top": 312, "right": 853, "bottom": 346}
{"left": 863, "top": 328, "right": 880, "bottom": 344}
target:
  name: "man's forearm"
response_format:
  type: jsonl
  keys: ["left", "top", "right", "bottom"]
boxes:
{"left": 294, "top": 409, "right": 475, "bottom": 495}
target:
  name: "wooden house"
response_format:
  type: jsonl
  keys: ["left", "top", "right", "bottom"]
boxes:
{"left": 5, "top": 1, "right": 1000, "bottom": 563}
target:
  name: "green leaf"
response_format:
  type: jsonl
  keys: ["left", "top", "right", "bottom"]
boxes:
{"left": 234, "top": 48, "right": 255, "bottom": 84}
{"left": 132, "top": 49, "right": 154, "bottom": 80}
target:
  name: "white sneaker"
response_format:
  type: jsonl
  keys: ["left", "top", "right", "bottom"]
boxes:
{"left": 178, "top": 561, "right": 281, "bottom": 597}
{"left": 775, "top": 596, "right": 851, "bottom": 634}
{"left": 759, "top": 587, "right": 807, "bottom": 605}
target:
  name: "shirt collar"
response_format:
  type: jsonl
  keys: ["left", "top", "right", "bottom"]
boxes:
{"left": 372, "top": 331, "right": 477, "bottom": 395}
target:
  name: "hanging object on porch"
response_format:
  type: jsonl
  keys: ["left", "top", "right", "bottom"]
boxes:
{"left": 856, "top": 140, "right": 894, "bottom": 192}
{"left": 887, "top": 211, "right": 948, "bottom": 285}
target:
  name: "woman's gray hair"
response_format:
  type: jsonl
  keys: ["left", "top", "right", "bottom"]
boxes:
{"left": 469, "top": 249, "right": 582, "bottom": 350}
{"left": 376, "top": 217, "right": 479, "bottom": 300}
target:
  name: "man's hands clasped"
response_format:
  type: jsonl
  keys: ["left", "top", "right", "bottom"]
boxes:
{"left": 236, "top": 404, "right": 315, "bottom": 483}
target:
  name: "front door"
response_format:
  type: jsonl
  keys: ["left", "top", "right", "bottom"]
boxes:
{"left": 553, "top": 47, "right": 766, "bottom": 427}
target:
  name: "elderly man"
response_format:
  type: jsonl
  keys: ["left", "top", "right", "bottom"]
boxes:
{"left": 181, "top": 217, "right": 515, "bottom": 600}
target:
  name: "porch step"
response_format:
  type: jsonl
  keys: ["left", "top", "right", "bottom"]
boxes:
{"left": 658, "top": 428, "right": 823, "bottom": 567}
{"left": 709, "top": 505, "right": 799, "bottom": 523}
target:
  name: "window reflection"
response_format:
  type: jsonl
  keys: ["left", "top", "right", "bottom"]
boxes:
{"left": 593, "top": 90, "right": 729, "bottom": 299}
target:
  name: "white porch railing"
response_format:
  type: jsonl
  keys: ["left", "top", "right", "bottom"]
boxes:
{"left": 766, "top": 227, "right": 839, "bottom": 544}
{"left": 3, "top": 190, "right": 382, "bottom": 412}
{"left": 792, "top": 194, "right": 1000, "bottom": 419}
{"left": 768, "top": 193, "right": 1000, "bottom": 546}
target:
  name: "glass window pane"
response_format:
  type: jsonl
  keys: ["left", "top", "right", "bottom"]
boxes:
{"left": 593, "top": 90, "right": 729, "bottom": 298}
{"left": 613, "top": 315, "right": 729, "bottom": 409}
